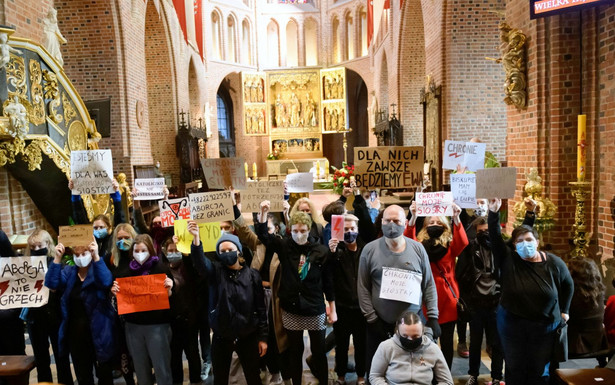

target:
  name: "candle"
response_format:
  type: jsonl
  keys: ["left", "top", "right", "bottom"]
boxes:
{"left": 324, "top": 159, "right": 329, "bottom": 177}
{"left": 316, "top": 161, "right": 320, "bottom": 180}
{"left": 245, "top": 162, "right": 249, "bottom": 180}
{"left": 253, "top": 162, "right": 257, "bottom": 179}
{"left": 577, "top": 114, "right": 586, "bottom": 181}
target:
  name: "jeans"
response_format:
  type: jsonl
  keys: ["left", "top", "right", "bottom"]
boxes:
{"left": 333, "top": 307, "right": 366, "bottom": 378}
{"left": 125, "top": 322, "right": 173, "bottom": 385}
{"left": 171, "top": 318, "right": 201, "bottom": 383}
{"left": 286, "top": 328, "right": 327, "bottom": 385}
{"left": 497, "top": 306, "right": 558, "bottom": 385}
{"left": 211, "top": 332, "right": 262, "bottom": 385}
{"left": 468, "top": 308, "right": 503, "bottom": 379}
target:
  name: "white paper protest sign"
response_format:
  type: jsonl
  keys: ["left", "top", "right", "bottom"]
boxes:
{"left": 70, "top": 150, "right": 114, "bottom": 195}
{"left": 450, "top": 174, "right": 477, "bottom": 209}
{"left": 442, "top": 141, "right": 486, "bottom": 172}
{"left": 476, "top": 167, "right": 517, "bottom": 199}
{"left": 159, "top": 198, "right": 191, "bottom": 228}
{"left": 134, "top": 178, "right": 165, "bottom": 200}
{"left": 200, "top": 157, "right": 247, "bottom": 190}
{"left": 379, "top": 267, "right": 422, "bottom": 305}
{"left": 415, "top": 192, "right": 454, "bottom": 217}
{"left": 189, "top": 191, "right": 234, "bottom": 223}
{"left": 0, "top": 256, "right": 49, "bottom": 309}
{"left": 285, "top": 172, "right": 314, "bottom": 193}
{"left": 240, "top": 180, "right": 285, "bottom": 212}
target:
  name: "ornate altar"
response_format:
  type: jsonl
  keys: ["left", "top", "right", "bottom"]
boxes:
{"left": 420, "top": 77, "right": 442, "bottom": 189}
{"left": 241, "top": 72, "right": 267, "bottom": 136}
{"left": 513, "top": 168, "right": 556, "bottom": 239}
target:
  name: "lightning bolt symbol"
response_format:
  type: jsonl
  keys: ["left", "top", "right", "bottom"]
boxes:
{"left": 35, "top": 280, "right": 44, "bottom": 293}
{"left": 450, "top": 152, "right": 463, "bottom": 158}
{"left": 0, "top": 281, "right": 9, "bottom": 296}
{"left": 334, "top": 220, "right": 343, "bottom": 235}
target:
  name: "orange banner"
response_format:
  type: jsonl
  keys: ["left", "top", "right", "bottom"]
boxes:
{"left": 116, "top": 274, "right": 170, "bottom": 315}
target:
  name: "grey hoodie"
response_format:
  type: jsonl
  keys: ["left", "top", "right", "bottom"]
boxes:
{"left": 369, "top": 334, "right": 453, "bottom": 385}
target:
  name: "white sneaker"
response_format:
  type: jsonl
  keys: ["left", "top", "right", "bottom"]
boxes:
{"left": 270, "top": 373, "right": 283, "bottom": 385}
{"left": 201, "top": 362, "right": 211, "bottom": 381}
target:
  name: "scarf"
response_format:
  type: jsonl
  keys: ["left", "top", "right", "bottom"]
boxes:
{"left": 129, "top": 256, "right": 160, "bottom": 275}
{"left": 422, "top": 239, "right": 448, "bottom": 263}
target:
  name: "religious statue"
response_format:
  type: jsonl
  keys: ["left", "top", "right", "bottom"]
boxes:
{"left": 257, "top": 110, "right": 265, "bottom": 133}
{"left": 305, "top": 139, "right": 313, "bottom": 151}
{"left": 324, "top": 76, "right": 332, "bottom": 99}
{"left": 330, "top": 108, "right": 338, "bottom": 131}
{"left": 244, "top": 82, "right": 250, "bottom": 102}
{"left": 4, "top": 96, "right": 28, "bottom": 139}
{"left": 333, "top": 75, "right": 341, "bottom": 99}
{"left": 304, "top": 92, "right": 316, "bottom": 127}
{"left": 0, "top": 33, "right": 21, "bottom": 71}
{"left": 289, "top": 92, "right": 300, "bottom": 127}
{"left": 337, "top": 108, "right": 345, "bottom": 130}
{"left": 324, "top": 108, "right": 331, "bottom": 131}
{"left": 274, "top": 94, "right": 285, "bottom": 127}
{"left": 367, "top": 90, "right": 379, "bottom": 129}
{"left": 249, "top": 81, "right": 257, "bottom": 103}
{"left": 42, "top": 8, "right": 67, "bottom": 66}
{"left": 245, "top": 111, "right": 253, "bottom": 133}
{"left": 203, "top": 102, "right": 213, "bottom": 138}
{"left": 256, "top": 80, "right": 264, "bottom": 102}
{"left": 251, "top": 110, "right": 258, "bottom": 133}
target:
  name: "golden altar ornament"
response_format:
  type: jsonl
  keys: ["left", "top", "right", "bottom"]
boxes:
{"left": 513, "top": 168, "right": 556, "bottom": 235}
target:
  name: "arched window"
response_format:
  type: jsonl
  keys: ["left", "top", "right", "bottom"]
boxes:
{"left": 241, "top": 19, "right": 252, "bottom": 65}
{"left": 266, "top": 21, "right": 280, "bottom": 67}
{"left": 227, "top": 16, "right": 237, "bottom": 63}
{"left": 332, "top": 16, "right": 340, "bottom": 63}
{"left": 304, "top": 18, "right": 318, "bottom": 66}
{"left": 211, "top": 12, "right": 222, "bottom": 60}
{"left": 286, "top": 20, "right": 299, "bottom": 67}
{"left": 359, "top": 8, "right": 367, "bottom": 56}
{"left": 345, "top": 13, "right": 354, "bottom": 60}
{"left": 217, "top": 87, "right": 236, "bottom": 157}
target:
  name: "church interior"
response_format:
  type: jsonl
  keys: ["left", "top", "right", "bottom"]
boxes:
{"left": 1, "top": 0, "right": 615, "bottom": 384}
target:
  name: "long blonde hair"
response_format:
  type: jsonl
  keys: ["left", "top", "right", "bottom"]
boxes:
{"left": 26, "top": 229, "right": 55, "bottom": 259}
{"left": 110, "top": 223, "right": 137, "bottom": 267}
{"left": 290, "top": 197, "right": 325, "bottom": 225}
{"left": 416, "top": 216, "right": 452, "bottom": 247}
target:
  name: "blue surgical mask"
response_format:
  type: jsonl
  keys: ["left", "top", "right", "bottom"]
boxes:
{"left": 93, "top": 228, "right": 108, "bottom": 239}
{"left": 116, "top": 239, "right": 133, "bottom": 251}
{"left": 516, "top": 241, "right": 537, "bottom": 259}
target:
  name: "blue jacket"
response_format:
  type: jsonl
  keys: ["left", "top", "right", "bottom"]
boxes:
{"left": 45, "top": 260, "right": 117, "bottom": 362}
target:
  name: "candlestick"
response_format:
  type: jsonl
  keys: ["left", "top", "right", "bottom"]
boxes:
{"left": 252, "top": 162, "right": 257, "bottom": 180}
{"left": 245, "top": 162, "right": 249, "bottom": 180}
{"left": 315, "top": 161, "right": 320, "bottom": 180}
{"left": 325, "top": 159, "right": 330, "bottom": 178}
{"left": 577, "top": 114, "right": 586, "bottom": 181}
{"left": 569, "top": 181, "right": 591, "bottom": 258}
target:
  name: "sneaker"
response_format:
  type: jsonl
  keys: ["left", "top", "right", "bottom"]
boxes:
{"left": 201, "top": 362, "right": 211, "bottom": 381}
{"left": 465, "top": 376, "right": 478, "bottom": 385}
{"left": 490, "top": 380, "right": 504, "bottom": 385}
{"left": 457, "top": 342, "right": 470, "bottom": 358}
{"left": 270, "top": 373, "right": 283, "bottom": 385}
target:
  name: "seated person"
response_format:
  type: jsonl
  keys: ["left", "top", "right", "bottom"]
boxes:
{"left": 369, "top": 311, "right": 453, "bottom": 385}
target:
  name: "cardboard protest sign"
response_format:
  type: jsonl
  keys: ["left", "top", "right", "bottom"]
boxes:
{"left": 415, "top": 192, "right": 454, "bottom": 217}
{"left": 476, "top": 167, "right": 517, "bottom": 199}
{"left": 331, "top": 215, "right": 344, "bottom": 241}
{"left": 189, "top": 191, "right": 234, "bottom": 223}
{"left": 442, "top": 140, "right": 486, "bottom": 172}
{"left": 200, "top": 157, "right": 247, "bottom": 190}
{"left": 134, "top": 178, "right": 165, "bottom": 200}
{"left": 241, "top": 180, "right": 285, "bottom": 212}
{"left": 174, "top": 219, "right": 221, "bottom": 253}
{"left": 379, "top": 267, "right": 422, "bottom": 305}
{"left": 354, "top": 146, "right": 424, "bottom": 188}
{"left": 0, "top": 256, "right": 49, "bottom": 309}
{"left": 450, "top": 174, "right": 477, "bottom": 209}
{"left": 70, "top": 150, "right": 114, "bottom": 194}
{"left": 58, "top": 225, "right": 93, "bottom": 248}
{"left": 159, "top": 198, "right": 191, "bottom": 228}
{"left": 115, "top": 274, "right": 170, "bottom": 315}
{"left": 285, "top": 172, "right": 314, "bottom": 193}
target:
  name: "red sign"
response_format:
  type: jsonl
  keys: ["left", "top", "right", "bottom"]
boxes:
{"left": 116, "top": 274, "right": 170, "bottom": 315}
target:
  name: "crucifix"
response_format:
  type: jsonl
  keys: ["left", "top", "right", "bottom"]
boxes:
{"left": 341, "top": 127, "right": 353, "bottom": 164}
{"left": 178, "top": 109, "right": 188, "bottom": 129}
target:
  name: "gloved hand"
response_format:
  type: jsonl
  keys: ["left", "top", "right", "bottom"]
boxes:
{"left": 425, "top": 318, "right": 441, "bottom": 340}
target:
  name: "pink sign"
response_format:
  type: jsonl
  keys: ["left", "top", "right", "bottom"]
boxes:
{"left": 331, "top": 215, "right": 344, "bottom": 241}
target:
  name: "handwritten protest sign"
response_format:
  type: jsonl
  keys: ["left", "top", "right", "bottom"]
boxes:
{"left": 415, "top": 192, "right": 454, "bottom": 217}
{"left": 70, "top": 150, "right": 114, "bottom": 194}
{"left": 442, "top": 140, "right": 486, "bottom": 172}
{"left": 201, "top": 157, "right": 247, "bottom": 190}
{"left": 476, "top": 167, "right": 517, "bottom": 199}
{"left": 58, "top": 225, "right": 93, "bottom": 248}
{"left": 379, "top": 267, "right": 422, "bottom": 305}
{"left": 285, "top": 173, "right": 314, "bottom": 193}
{"left": 116, "top": 274, "right": 169, "bottom": 315}
{"left": 134, "top": 178, "right": 165, "bottom": 200}
{"left": 189, "top": 191, "right": 234, "bottom": 223}
{"left": 354, "top": 146, "right": 424, "bottom": 188}
{"left": 0, "top": 256, "right": 49, "bottom": 309}
{"left": 450, "top": 174, "right": 477, "bottom": 209}
{"left": 174, "top": 219, "right": 221, "bottom": 253}
{"left": 241, "top": 180, "right": 285, "bottom": 212}
{"left": 159, "top": 198, "right": 191, "bottom": 228}
{"left": 331, "top": 215, "right": 344, "bottom": 241}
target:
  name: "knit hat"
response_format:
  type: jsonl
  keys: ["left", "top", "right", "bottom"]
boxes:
{"left": 215, "top": 233, "right": 243, "bottom": 256}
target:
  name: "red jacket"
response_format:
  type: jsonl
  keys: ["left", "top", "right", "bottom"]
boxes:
{"left": 405, "top": 222, "right": 468, "bottom": 324}
{"left": 605, "top": 295, "right": 615, "bottom": 347}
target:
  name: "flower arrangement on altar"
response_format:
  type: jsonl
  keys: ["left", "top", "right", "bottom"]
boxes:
{"left": 330, "top": 162, "right": 354, "bottom": 195}
{"left": 267, "top": 148, "right": 280, "bottom": 160}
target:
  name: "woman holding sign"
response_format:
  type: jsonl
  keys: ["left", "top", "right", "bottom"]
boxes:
{"left": 405, "top": 202, "right": 469, "bottom": 370}
{"left": 45, "top": 241, "right": 117, "bottom": 385}
{"left": 112, "top": 234, "right": 175, "bottom": 385}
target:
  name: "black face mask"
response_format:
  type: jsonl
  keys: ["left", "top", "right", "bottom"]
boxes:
{"left": 398, "top": 334, "right": 422, "bottom": 351}
{"left": 31, "top": 248, "right": 48, "bottom": 256}
{"left": 218, "top": 251, "right": 238, "bottom": 266}
{"left": 426, "top": 226, "right": 445, "bottom": 239}
{"left": 476, "top": 231, "right": 491, "bottom": 247}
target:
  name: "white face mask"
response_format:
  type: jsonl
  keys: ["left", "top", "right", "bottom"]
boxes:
{"left": 133, "top": 251, "right": 150, "bottom": 265}
{"left": 292, "top": 232, "right": 309, "bottom": 245}
{"left": 73, "top": 251, "right": 92, "bottom": 268}
{"left": 475, "top": 204, "right": 488, "bottom": 217}
{"left": 166, "top": 252, "right": 182, "bottom": 263}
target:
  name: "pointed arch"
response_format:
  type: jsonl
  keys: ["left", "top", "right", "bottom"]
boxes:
{"left": 266, "top": 20, "right": 280, "bottom": 67}
{"left": 304, "top": 17, "right": 318, "bottom": 66}
{"left": 286, "top": 19, "right": 299, "bottom": 67}
{"left": 211, "top": 9, "right": 223, "bottom": 60}
{"left": 241, "top": 18, "right": 253, "bottom": 65}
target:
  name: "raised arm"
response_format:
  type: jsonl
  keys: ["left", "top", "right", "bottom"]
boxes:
{"left": 188, "top": 221, "right": 215, "bottom": 279}
{"left": 352, "top": 190, "right": 377, "bottom": 243}
{"left": 45, "top": 243, "right": 67, "bottom": 291}
{"left": 487, "top": 198, "right": 507, "bottom": 262}
{"left": 111, "top": 179, "right": 126, "bottom": 226}
{"left": 521, "top": 198, "right": 538, "bottom": 228}
{"left": 69, "top": 179, "right": 88, "bottom": 225}
{"left": 448, "top": 204, "right": 469, "bottom": 258}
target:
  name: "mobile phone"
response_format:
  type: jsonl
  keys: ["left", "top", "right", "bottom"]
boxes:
{"left": 370, "top": 190, "right": 377, "bottom": 202}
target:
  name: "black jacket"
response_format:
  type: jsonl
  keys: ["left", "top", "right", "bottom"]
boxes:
{"left": 330, "top": 239, "right": 365, "bottom": 311}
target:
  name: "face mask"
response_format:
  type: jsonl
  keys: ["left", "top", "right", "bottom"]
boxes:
{"left": 476, "top": 231, "right": 490, "bottom": 246}
{"left": 116, "top": 239, "right": 133, "bottom": 251}
{"left": 133, "top": 251, "right": 150, "bottom": 265}
{"left": 73, "top": 251, "right": 92, "bottom": 268}
{"left": 220, "top": 229, "right": 232, "bottom": 235}
{"left": 475, "top": 204, "right": 488, "bottom": 217}
{"left": 344, "top": 231, "right": 359, "bottom": 244}
{"left": 426, "top": 225, "right": 444, "bottom": 239}
{"left": 398, "top": 334, "right": 422, "bottom": 351}
{"left": 31, "top": 248, "right": 48, "bottom": 256}
{"left": 166, "top": 252, "right": 182, "bottom": 264}
{"left": 382, "top": 222, "right": 405, "bottom": 239}
{"left": 93, "top": 228, "right": 108, "bottom": 239}
{"left": 516, "top": 241, "right": 537, "bottom": 259}
{"left": 292, "top": 232, "right": 309, "bottom": 245}
{"left": 218, "top": 251, "right": 238, "bottom": 266}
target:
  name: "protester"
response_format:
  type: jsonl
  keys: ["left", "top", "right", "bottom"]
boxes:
{"left": 45, "top": 241, "right": 117, "bottom": 385}
{"left": 488, "top": 198, "right": 573, "bottom": 385}
{"left": 109, "top": 223, "right": 137, "bottom": 275}
{"left": 288, "top": 197, "right": 325, "bottom": 243}
{"left": 0, "top": 229, "right": 24, "bottom": 357}
{"left": 358, "top": 204, "right": 440, "bottom": 379}
{"left": 369, "top": 311, "right": 453, "bottom": 385}
{"left": 112, "top": 234, "right": 174, "bottom": 385}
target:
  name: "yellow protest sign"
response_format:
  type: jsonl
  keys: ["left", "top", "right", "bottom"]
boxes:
{"left": 173, "top": 219, "right": 221, "bottom": 254}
